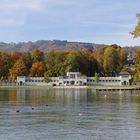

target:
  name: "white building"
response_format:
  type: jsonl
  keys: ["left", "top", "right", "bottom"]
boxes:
{"left": 17, "top": 72, "right": 131, "bottom": 86}
{"left": 17, "top": 76, "right": 47, "bottom": 86}
{"left": 50, "top": 72, "right": 87, "bottom": 86}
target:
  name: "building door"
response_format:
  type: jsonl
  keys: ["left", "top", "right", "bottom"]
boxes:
{"left": 71, "top": 81, "right": 75, "bottom": 85}
{"left": 20, "top": 81, "right": 23, "bottom": 86}
{"left": 123, "top": 81, "right": 127, "bottom": 85}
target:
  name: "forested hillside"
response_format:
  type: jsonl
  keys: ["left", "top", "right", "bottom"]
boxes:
{"left": 0, "top": 40, "right": 137, "bottom": 58}
{"left": 0, "top": 40, "right": 106, "bottom": 52}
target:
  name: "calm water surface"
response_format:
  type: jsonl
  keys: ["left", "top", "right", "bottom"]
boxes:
{"left": 0, "top": 88, "right": 140, "bottom": 140}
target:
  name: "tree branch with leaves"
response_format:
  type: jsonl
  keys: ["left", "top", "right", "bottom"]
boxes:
{"left": 130, "top": 13, "right": 140, "bottom": 38}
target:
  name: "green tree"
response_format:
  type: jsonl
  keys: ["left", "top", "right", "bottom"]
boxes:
{"left": 133, "top": 73, "right": 140, "bottom": 83}
{"left": 0, "top": 52, "right": 12, "bottom": 79}
{"left": 65, "top": 53, "right": 80, "bottom": 72}
{"left": 44, "top": 72, "right": 50, "bottom": 83}
{"left": 122, "top": 65, "right": 133, "bottom": 75}
{"left": 65, "top": 51, "right": 88, "bottom": 75}
{"left": 103, "top": 47, "right": 119, "bottom": 74}
{"left": 45, "top": 51, "right": 68, "bottom": 77}
{"left": 95, "top": 73, "right": 100, "bottom": 84}
{"left": 82, "top": 50, "right": 98, "bottom": 76}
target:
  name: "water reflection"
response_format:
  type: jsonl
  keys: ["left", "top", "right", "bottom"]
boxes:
{"left": 0, "top": 88, "right": 140, "bottom": 139}
{"left": 1, "top": 88, "right": 140, "bottom": 105}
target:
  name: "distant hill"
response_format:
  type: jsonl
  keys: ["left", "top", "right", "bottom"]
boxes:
{"left": 0, "top": 40, "right": 138, "bottom": 55}
{"left": 0, "top": 40, "right": 106, "bottom": 52}
{"left": 125, "top": 46, "right": 139, "bottom": 54}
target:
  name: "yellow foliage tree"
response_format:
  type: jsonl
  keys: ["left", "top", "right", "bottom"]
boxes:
{"left": 8, "top": 59, "right": 27, "bottom": 80}
{"left": 31, "top": 49, "right": 44, "bottom": 62}
{"left": 131, "top": 14, "right": 140, "bottom": 38}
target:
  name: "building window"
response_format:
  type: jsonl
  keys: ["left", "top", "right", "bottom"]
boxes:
{"left": 70, "top": 74, "right": 76, "bottom": 79}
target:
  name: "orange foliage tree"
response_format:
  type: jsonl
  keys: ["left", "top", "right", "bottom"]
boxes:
{"left": 11, "top": 52, "right": 22, "bottom": 63}
{"left": 29, "top": 62, "right": 46, "bottom": 77}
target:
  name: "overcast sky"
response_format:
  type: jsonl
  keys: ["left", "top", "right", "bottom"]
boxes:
{"left": 0, "top": 0, "right": 140, "bottom": 46}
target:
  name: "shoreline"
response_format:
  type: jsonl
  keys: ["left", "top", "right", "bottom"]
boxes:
{"left": 54, "top": 85, "right": 140, "bottom": 90}
{"left": 0, "top": 85, "right": 139, "bottom": 90}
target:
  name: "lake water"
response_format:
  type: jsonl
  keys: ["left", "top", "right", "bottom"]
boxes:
{"left": 0, "top": 88, "right": 140, "bottom": 140}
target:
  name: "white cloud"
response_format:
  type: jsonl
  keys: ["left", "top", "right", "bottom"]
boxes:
{"left": 0, "top": 0, "right": 79, "bottom": 27}
{"left": 0, "top": 18, "right": 25, "bottom": 27}
{"left": 0, "top": 0, "right": 43, "bottom": 11}
{"left": 45, "top": 0, "right": 77, "bottom": 6}
{"left": 0, "top": 0, "right": 44, "bottom": 27}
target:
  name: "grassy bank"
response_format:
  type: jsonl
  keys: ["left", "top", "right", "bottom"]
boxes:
{"left": 0, "top": 85, "right": 139, "bottom": 90}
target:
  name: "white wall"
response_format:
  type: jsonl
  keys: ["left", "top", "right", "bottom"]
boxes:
{"left": 25, "top": 82, "right": 48, "bottom": 86}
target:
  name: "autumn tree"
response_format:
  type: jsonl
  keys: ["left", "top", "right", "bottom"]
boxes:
{"left": 0, "top": 52, "right": 12, "bottom": 79}
{"left": 45, "top": 51, "right": 68, "bottom": 77}
{"left": 21, "top": 52, "right": 33, "bottom": 73}
{"left": 65, "top": 51, "right": 88, "bottom": 75}
{"left": 121, "top": 65, "right": 134, "bottom": 75}
{"left": 31, "top": 49, "right": 44, "bottom": 62}
{"left": 29, "top": 62, "right": 46, "bottom": 77}
{"left": 130, "top": 14, "right": 140, "bottom": 82}
{"left": 131, "top": 14, "right": 140, "bottom": 38}
{"left": 133, "top": 64, "right": 140, "bottom": 84}
{"left": 134, "top": 47, "right": 140, "bottom": 64}
{"left": 8, "top": 59, "right": 27, "bottom": 80}
{"left": 82, "top": 50, "right": 98, "bottom": 76}
{"left": 94, "top": 47, "right": 105, "bottom": 75}
{"left": 65, "top": 52, "right": 81, "bottom": 72}
{"left": 11, "top": 52, "right": 22, "bottom": 63}
{"left": 103, "top": 46, "right": 119, "bottom": 75}
{"left": 118, "top": 48, "right": 128, "bottom": 70}
{"left": 0, "top": 53, "right": 4, "bottom": 79}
